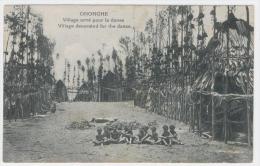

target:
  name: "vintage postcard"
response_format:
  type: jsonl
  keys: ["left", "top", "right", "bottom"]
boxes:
{"left": 1, "top": 2, "right": 256, "bottom": 163}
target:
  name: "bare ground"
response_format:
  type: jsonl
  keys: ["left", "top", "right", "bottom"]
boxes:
{"left": 3, "top": 101, "right": 253, "bottom": 163}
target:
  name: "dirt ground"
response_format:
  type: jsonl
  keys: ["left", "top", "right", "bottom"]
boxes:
{"left": 3, "top": 101, "right": 253, "bottom": 163}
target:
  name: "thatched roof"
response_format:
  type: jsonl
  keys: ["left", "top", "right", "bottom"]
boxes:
{"left": 192, "top": 14, "right": 253, "bottom": 94}
{"left": 74, "top": 82, "right": 95, "bottom": 101}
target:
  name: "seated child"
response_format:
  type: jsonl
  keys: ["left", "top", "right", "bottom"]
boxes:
{"left": 103, "top": 126, "right": 111, "bottom": 145}
{"left": 93, "top": 127, "right": 104, "bottom": 146}
{"left": 120, "top": 126, "right": 134, "bottom": 144}
{"left": 169, "top": 125, "right": 183, "bottom": 145}
{"left": 160, "top": 125, "right": 171, "bottom": 146}
{"left": 134, "top": 128, "right": 144, "bottom": 144}
{"left": 135, "top": 125, "right": 150, "bottom": 144}
{"left": 110, "top": 128, "right": 121, "bottom": 144}
{"left": 146, "top": 126, "right": 161, "bottom": 145}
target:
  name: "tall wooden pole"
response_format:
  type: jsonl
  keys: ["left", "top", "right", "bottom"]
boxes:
{"left": 25, "top": 6, "right": 30, "bottom": 85}
{"left": 181, "top": 7, "right": 184, "bottom": 122}
{"left": 246, "top": 6, "right": 252, "bottom": 146}
{"left": 4, "top": 33, "right": 10, "bottom": 64}
{"left": 169, "top": 8, "right": 171, "bottom": 46}
{"left": 224, "top": 6, "right": 230, "bottom": 144}
{"left": 198, "top": 6, "right": 203, "bottom": 135}
{"left": 199, "top": 92, "right": 202, "bottom": 135}
{"left": 211, "top": 6, "right": 216, "bottom": 140}
{"left": 155, "top": 6, "right": 158, "bottom": 49}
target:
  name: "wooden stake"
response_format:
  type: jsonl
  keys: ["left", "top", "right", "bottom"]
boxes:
{"left": 199, "top": 92, "right": 202, "bottom": 136}
{"left": 224, "top": 103, "right": 228, "bottom": 144}
{"left": 192, "top": 104, "right": 195, "bottom": 131}
{"left": 212, "top": 99, "right": 215, "bottom": 139}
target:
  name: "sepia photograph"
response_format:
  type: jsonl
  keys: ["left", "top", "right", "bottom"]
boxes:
{"left": 1, "top": 2, "right": 256, "bottom": 163}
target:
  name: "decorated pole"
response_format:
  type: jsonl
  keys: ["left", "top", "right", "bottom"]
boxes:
{"left": 246, "top": 5, "right": 252, "bottom": 146}
{"left": 211, "top": 5, "right": 216, "bottom": 140}
{"left": 224, "top": 6, "right": 230, "bottom": 144}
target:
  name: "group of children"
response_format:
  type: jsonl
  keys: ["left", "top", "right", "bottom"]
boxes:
{"left": 93, "top": 124, "right": 183, "bottom": 146}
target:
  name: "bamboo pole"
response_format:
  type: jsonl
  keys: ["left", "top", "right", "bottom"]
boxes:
{"left": 246, "top": 6, "right": 252, "bottom": 146}
{"left": 4, "top": 33, "right": 10, "bottom": 64}
{"left": 180, "top": 7, "right": 184, "bottom": 122}
{"left": 199, "top": 92, "right": 202, "bottom": 136}
{"left": 170, "top": 72, "right": 173, "bottom": 119}
{"left": 168, "top": 9, "right": 171, "bottom": 47}
{"left": 211, "top": 6, "right": 217, "bottom": 140}
{"left": 224, "top": 6, "right": 230, "bottom": 144}
{"left": 192, "top": 103, "right": 195, "bottom": 131}
{"left": 183, "top": 8, "right": 188, "bottom": 124}
{"left": 158, "top": 89, "right": 160, "bottom": 114}
{"left": 155, "top": 6, "right": 158, "bottom": 49}
{"left": 224, "top": 103, "right": 228, "bottom": 144}
{"left": 188, "top": 6, "right": 193, "bottom": 124}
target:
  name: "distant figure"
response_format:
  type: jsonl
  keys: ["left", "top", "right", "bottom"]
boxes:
{"left": 51, "top": 102, "right": 56, "bottom": 113}
{"left": 93, "top": 128, "right": 104, "bottom": 146}
{"left": 145, "top": 87, "right": 153, "bottom": 112}
{"left": 4, "top": 96, "right": 11, "bottom": 121}
{"left": 16, "top": 93, "right": 23, "bottom": 119}
{"left": 9, "top": 94, "right": 17, "bottom": 122}
{"left": 160, "top": 125, "right": 171, "bottom": 146}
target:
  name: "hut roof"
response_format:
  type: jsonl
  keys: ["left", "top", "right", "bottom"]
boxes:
{"left": 101, "top": 71, "right": 121, "bottom": 88}
{"left": 192, "top": 14, "right": 253, "bottom": 94}
{"left": 56, "top": 80, "right": 66, "bottom": 89}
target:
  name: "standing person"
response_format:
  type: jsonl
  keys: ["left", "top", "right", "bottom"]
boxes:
{"left": 10, "top": 93, "right": 17, "bottom": 122}
{"left": 16, "top": 93, "right": 24, "bottom": 119}
{"left": 154, "top": 87, "right": 160, "bottom": 114}
{"left": 146, "top": 86, "right": 153, "bottom": 112}
{"left": 51, "top": 101, "right": 56, "bottom": 113}
{"left": 4, "top": 95, "right": 11, "bottom": 122}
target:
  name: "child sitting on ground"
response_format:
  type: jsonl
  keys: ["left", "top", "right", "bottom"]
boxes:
{"left": 110, "top": 128, "right": 121, "bottom": 144}
{"left": 93, "top": 127, "right": 104, "bottom": 146}
{"left": 103, "top": 126, "right": 111, "bottom": 145}
{"left": 120, "top": 126, "right": 134, "bottom": 144}
{"left": 135, "top": 125, "right": 150, "bottom": 144}
{"left": 134, "top": 127, "right": 144, "bottom": 144}
{"left": 146, "top": 126, "right": 161, "bottom": 145}
{"left": 160, "top": 125, "right": 171, "bottom": 146}
{"left": 169, "top": 125, "right": 184, "bottom": 145}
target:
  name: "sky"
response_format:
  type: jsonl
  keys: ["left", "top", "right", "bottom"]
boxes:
{"left": 4, "top": 5, "right": 254, "bottom": 82}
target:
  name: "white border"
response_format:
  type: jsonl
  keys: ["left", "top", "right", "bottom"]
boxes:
{"left": 0, "top": 0, "right": 259, "bottom": 166}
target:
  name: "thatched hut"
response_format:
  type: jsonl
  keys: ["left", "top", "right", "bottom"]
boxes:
{"left": 100, "top": 71, "right": 123, "bottom": 102}
{"left": 190, "top": 13, "right": 253, "bottom": 143}
{"left": 74, "top": 82, "right": 94, "bottom": 101}
{"left": 54, "top": 80, "right": 68, "bottom": 102}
